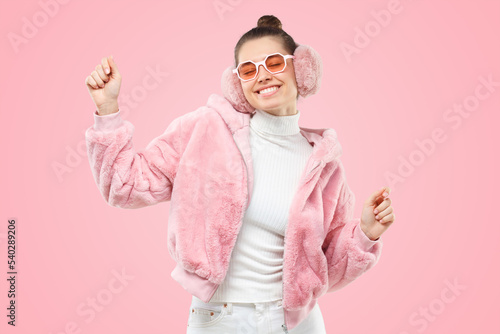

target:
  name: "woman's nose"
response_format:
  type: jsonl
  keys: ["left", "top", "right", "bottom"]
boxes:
{"left": 256, "top": 64, "right": 272, "bottom": 82}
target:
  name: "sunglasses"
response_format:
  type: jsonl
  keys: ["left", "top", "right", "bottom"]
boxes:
{"left": 233, "top": 52, "right": 295, "bottom": 82}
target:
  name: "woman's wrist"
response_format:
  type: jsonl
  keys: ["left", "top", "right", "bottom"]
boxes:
{"left": 97, "top": 101, "right": 119, "bottom": 116}
{"left": 360, "top": 222, "right": 380, "bottom": 241}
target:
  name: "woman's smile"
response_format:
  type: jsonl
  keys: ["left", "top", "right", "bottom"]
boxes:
{"left": 257, "top": 85, "right": 281, "bottom": 97}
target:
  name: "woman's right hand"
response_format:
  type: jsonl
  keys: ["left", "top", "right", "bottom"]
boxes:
{"left": 85, "top": 55, "right": 122, "bottom": 115}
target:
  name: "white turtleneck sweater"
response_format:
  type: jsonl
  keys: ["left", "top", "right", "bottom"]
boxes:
{"left": 209, "top": 108, "right": 314, "bottom": 303}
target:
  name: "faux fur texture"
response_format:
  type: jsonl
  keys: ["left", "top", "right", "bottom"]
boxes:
{"left": 221, "top": 44, "right": 323, "bottom": 113}
{"left": 85, "top": 93, "right": 383, "bottom": 331}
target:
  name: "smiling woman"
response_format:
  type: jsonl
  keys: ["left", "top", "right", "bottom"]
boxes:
{"left": 85, "top": 13, "right": 390, "bottom": 334}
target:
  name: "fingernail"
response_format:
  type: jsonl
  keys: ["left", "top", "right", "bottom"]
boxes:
{"left": 383, "top": 192, "right": 388, "bottom": 197}
{"left": 105, "top": 68, "right": 110, "bottom": 74}
{"left": 375, "top": 215, "right": 380, "bottom": 220}
{"left": 373, "top": 209, "right": 378, "bottom": 214}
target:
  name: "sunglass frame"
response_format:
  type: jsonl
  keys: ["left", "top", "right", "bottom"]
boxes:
{"left": 232, "top": 53, "right": 295, "bottom": 82}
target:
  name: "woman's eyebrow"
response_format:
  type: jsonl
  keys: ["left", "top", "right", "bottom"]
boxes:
{"left": 241, "top": 52, "right": 280, "bottom": 63}
{"left": 241, "top": 55, "right": 265, "bottom": 63}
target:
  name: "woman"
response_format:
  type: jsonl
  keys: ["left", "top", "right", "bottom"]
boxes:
{"left": 85, "top": 15, "right": 396, "bottom": 334}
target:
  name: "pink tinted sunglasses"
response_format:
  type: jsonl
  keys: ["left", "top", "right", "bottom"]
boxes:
{"left": 233, "top": 52, "right": 295, "bottom": 82}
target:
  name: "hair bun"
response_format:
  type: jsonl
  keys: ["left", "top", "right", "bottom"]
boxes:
{"left": 257, "top": 15, "right": 282, "bottom": 29}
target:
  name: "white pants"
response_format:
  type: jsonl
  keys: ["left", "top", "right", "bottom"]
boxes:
{"left": 186, "top": 295, "right": 327, "bottom": 334}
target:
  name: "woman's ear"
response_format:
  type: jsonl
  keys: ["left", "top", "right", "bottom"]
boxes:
{"left": 221, "top": 66, "right": 256, "bottom": 114}
{"left": 293, "top": 44, "right": 323, "bottom": 98}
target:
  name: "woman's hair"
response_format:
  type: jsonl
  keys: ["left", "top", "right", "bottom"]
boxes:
{"left": 234, "top": 15, "right": 298, "bottom": 66}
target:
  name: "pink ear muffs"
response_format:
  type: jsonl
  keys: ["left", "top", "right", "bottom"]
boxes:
{"left": 221, "top": 44, "right": 323, "bottom": 114}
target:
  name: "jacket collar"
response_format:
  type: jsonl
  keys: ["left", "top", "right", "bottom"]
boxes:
{"left": 206, "top": 94, "right": 343, "bottom": 164}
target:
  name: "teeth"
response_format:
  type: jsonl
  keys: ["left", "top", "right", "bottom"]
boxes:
{"left": 259, "top": 86, "right": 279, "bottom": 94}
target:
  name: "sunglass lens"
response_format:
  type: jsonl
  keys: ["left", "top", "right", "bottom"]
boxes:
{"left": 265, "top": 55, "right": 286, "bottom": 73}
{"left": 238, "top": 62, "right": 256, "bottom": 80}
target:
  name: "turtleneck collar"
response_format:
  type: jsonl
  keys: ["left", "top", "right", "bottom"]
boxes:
{"left": 250, "top": 109, "right": 301, "bottom": 136}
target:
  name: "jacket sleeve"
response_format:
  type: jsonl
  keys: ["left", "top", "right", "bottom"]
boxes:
{"left": 85, "top": 109, "right": 185, "bottom": 209}
{"left": 322, "top": 160, "right": 383, "bottom": 293}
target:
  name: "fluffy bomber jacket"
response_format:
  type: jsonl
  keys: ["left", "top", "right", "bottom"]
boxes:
{"left": 85, "top": 93, "right": 383, "bottom": 332}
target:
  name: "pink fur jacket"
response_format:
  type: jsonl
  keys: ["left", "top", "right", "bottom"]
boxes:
{"left": 85, "top": 93, "right": 383, "bottom": 331}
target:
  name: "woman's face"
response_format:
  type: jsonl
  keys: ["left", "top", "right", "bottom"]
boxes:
{"left": 237, "top": 36, "right": 298, "bottom": 116}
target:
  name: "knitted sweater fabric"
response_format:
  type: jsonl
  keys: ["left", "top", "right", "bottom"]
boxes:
{"left": 210, "top": 108, "right": 314, "bottom": 302}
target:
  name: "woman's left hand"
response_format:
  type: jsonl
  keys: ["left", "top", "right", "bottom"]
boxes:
{"left": 360, "top": 186, "right": 395, "bottom": 241}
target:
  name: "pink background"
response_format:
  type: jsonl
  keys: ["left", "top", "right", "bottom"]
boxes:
{"left": 2, "top": 0, "right": 499, "bottom": 333}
